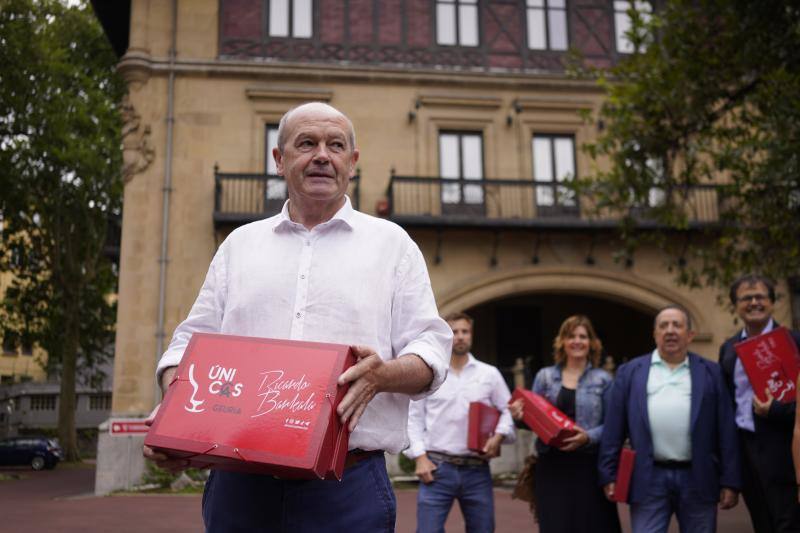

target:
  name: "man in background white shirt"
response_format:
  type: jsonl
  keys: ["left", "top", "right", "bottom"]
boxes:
{"left": 143, "top": 102, "right": 452, "bottom": 532}
{"left": 405, "top": 312, "right": 515, "bottom": 533}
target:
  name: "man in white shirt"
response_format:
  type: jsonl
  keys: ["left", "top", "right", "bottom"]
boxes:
{"left": 142, "top": 102, "right": 452, "bottom": 532}
{"left": 405, "top": 312, "right": 515, "bottom": 533}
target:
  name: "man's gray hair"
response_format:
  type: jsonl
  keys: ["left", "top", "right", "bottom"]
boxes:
{"left": 276, "top": 102, "right": 356, "bottom": 152}
{"left": 654, "top": 304, "right": 693, "bottom": 331}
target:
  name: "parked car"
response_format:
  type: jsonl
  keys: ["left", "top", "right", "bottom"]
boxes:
{"left": 0, "top": 436, "right": 63, "bottom": 470}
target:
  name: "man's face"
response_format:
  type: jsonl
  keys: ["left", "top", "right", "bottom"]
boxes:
{"left": 653, "top": 308, "right": 694, "bottom": 358}
{"left": 273, "top": 106, "right": 359, "bottom": 204}
{"left": 449, "top": 319, "right": 473, "bottom": 357}
{"left": 734, "top": 282, "right": 774, "bottom": 328}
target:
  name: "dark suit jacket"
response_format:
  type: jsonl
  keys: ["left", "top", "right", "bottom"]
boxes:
{"left": 599, "top": 352, "right": 741, "bottom": 504}
{"left": 718, "top": 326, "right": 800, "bottom": 485}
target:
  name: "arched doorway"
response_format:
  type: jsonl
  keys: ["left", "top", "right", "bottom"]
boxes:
{"left": 436, "top": 266, "right": 711, "bottom": 388}
{"left": 466, "top": 293, "right": 653, "bottom": 388}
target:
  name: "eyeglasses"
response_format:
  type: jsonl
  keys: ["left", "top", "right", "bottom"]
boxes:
{"left": 737, "top": 294, "right": 770, "bottom": 304}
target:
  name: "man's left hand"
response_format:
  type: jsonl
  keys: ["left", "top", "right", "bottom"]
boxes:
{"left": 558, "top": 425, "right": 590, "bottom": 452}
{"left": 753, "top": 388, "right": 774, "bottom": 417}
{"left": 337, "top": 345, "right": 386, "bottom": 431}
{"left": 479, "top": 434, "right": 504, "bottom": 460}
{"left": 718, "top": 488, "right": 738, "bottom": 510}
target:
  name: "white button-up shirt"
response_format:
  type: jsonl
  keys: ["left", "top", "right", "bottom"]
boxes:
{"left": 404, "top": 354, "right": 516, "bottom": 459}
{"left": 157, "top": 197, "right": 453, "bottom": 454}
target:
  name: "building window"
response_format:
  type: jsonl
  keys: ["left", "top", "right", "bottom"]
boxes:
{"left": 89, "top": 393, "right": 112, "bottom": 411}
{"left": 29, "top": 395, "right": 56, "bottom": 411}
{"left": 21, "top": 341, "right": 33, "bottom": 356}
{"left": 0, "top": 375, "right": 13, "bottom": 385}
{"left": 264, "top": 124, "right": 287, "bottom": 210}
{"left": 532, "top": 134, "right": 577, "bottom": 214}
{"left": 614, "top": 1, "right": 651, "bottom": 53}
{"left": 527, "top": 0, "right": 568, "bottom": 51}
{"left": 439, "top": 131, "right": 484, "bottom": 215}
{"left": 2, "top": 337, "right": 16, "bottom": 356}
{"left": 268, "top": 0, "right": 313, "bottom": 38}
{"left": 436, "top": 0, "right": 479, "bottom": 47}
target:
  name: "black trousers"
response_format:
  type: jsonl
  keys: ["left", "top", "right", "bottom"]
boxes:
{"left": 739, "top": 430, "right": 800, "bottom": 533}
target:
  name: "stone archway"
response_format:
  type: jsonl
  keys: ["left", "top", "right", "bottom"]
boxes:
{"left": 437, "top": 266, "right": 712, "bottom": 340}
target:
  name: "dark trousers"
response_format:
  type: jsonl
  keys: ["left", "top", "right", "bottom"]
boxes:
{"left": 740, "top": 430, "right": 800, "bottom": 533}
{"left": 202, "top": 453, "right": 396, "bottom": 532}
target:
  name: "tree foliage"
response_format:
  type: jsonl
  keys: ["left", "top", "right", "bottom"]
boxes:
{"left": 0, "top": 0, "right": 124, "bottom": 459}
{"left": 576, "top": 0, "right": 800, "bottom": 290}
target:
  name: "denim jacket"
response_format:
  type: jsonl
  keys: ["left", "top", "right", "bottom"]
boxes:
{"left": 532, "top": 364, "right": 613, "bottom": 450}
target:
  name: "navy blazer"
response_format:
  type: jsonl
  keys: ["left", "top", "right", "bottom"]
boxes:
{"left": 598, "top": 352, "right": 741, "bottom": 504}
{"left": 718, "top": 326, "right": 800, "bottom": 485}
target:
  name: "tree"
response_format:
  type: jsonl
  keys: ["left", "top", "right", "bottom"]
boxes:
{"left": 575, "top": 0, "right": 800, "bottom": 292}
{"left": 0, "top": 0, "right": 124, "bottom": 460}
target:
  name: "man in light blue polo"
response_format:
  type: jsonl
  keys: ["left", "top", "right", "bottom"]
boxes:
{"left": 599, "top": 305, "right": 741, "bottom": 533}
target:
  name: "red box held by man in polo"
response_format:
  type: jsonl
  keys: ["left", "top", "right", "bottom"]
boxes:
{"left": 144, "top": 333, "right": 356, "bottom": 480}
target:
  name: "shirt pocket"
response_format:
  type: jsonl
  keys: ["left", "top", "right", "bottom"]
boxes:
{"left": 464, "top": 376, "right": 496, "bottom": 405}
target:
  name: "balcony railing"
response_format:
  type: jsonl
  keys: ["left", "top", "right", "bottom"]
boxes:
{"left": 387, "top": 176, "right": 721, "bottom": 229}
{"left": 214, "top": 171, "right": 360, "bottom": 226}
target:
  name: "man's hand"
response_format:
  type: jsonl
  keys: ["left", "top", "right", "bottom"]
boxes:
{"left": 558, "top": 425, "right": 590, "bottom": 452}
{"left": 337, "top": 346, "right": 387, "bottom": 431}
{"left": 718, "top": 488, "right": 739, "bottom": 510}
{"left": 479, "top": 434, "right": 504, "bottom": 460}
{"left": 509, "top": 399, "right": 524, "bottom": 421}
{"left": 141, "top": 404, "right": 190, "bottom": 474}
{"left": 414, "top": 454, "right": 437, "bottom": 484}
{"left": 753, "top": 388, "right": 774, "bottom": 417}
{"left": 603, "top": 482, "right": 616, "bottom": 502}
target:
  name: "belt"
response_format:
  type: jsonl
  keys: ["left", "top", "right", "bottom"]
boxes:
{"left": 344, "top": 449, "right": 384, "bottom": 469}
{"left": 654, "top": 460, "right": 692, "bottom": 469}
{"left": 427, "top": 451, "right": 487, "bottom": 467}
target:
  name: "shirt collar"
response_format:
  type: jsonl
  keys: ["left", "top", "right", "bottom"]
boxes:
{"left": 651, "top": 348, "right": 689, "bottom": 369}
{"left": 740, "top": 318, "right": 775, "bottom": 340}
{"left": 273, "top": 195, "right": 355, "bottom": 233}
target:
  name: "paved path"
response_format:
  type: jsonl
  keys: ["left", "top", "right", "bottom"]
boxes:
{"left": 0, "top": 464, "right": 753, "bottom": 532}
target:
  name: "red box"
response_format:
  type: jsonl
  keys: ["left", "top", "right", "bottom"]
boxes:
{"left": 509, "top": 387, "right": 576, "bottom": 447}
{"left": 735, "top": 327, "right": 799, "bottom": 403}
{"left": 144, "top": 333, "right": 355, "bottom": 480}
{"left": 467, "top": 402, "right": 501, "bottom": 453}
{"left": 613, "top": 448, "right": 636, "bottom": 503}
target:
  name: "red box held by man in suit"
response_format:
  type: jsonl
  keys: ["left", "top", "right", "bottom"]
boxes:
{"left": 735, "top": 327, "right": 800, "bottom": 403}
{"left": 612, "top": 447, "right": 636, "bottom": 503}
{"left": 467, "top": 402, "right": 501, "bottom": 453}
{"left": 144, "top": 333, "right": 356, "bottom": 480}
{"left": 509, "top": 387, "right": 577, "bottom": 447}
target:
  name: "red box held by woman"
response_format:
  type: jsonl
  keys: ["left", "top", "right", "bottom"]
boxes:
{"left": 735, "top": 327, "right": 799, "bottom": 403}
{"left": 509, "top": 387, "right": 577, "bottom": 447}
{"left": 144, "top": 333, "right": 356, "bottom": 480}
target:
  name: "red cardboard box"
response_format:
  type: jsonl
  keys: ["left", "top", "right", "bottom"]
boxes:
{"left": 467, "top": 402, "right": 501, "bottom": 453}
{"left": 735, "top": 327, "right": 799, "bottom": 403}
{"left": 144, "top": 333, "right": 355, "bottom": 480}
{"left": 510, "top": 387, "right": 577, "bottom": 447}
{"left": 613, "top": 448, "right": 636, "bottom": 503}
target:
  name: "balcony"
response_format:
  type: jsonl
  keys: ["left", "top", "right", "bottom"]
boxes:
{"left": 386, "top": 176, "right": 721, "bottom": 231}
{"left": 214, "top": 171, "right": 360, "bottom": 228}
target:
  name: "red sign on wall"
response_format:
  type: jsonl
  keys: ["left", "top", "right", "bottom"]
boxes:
{"left": 109, "top": 419, "right": 150, "bottom": 436}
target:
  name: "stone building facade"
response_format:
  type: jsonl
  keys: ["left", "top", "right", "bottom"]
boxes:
{"left": 91, "top": 0, "right": 796, "bottom": 493}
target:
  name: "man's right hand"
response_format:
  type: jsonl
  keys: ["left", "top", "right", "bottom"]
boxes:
{"left": 603, "top": 482, "right": 616, "bottom": 502}
{"left": 141, "top": 403, "right": 190, "bottom": 474}
{"left": 415, "top": 454, "right": 437, "bottom": 484}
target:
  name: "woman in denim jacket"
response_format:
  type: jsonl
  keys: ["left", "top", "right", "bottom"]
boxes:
{"left": 510, "top": 315, "right": 620, "bottom": 533}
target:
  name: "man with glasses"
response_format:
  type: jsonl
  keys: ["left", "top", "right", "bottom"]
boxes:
{"left": 719, "top": 274, "right": 800, "bottom": 532}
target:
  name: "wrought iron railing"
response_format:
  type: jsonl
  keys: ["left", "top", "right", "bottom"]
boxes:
{"left": 387, "top": 176, "right": 721, "bottom": 228}
{"left": 214, "top": 171, "right": 360, "bottom": 225}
